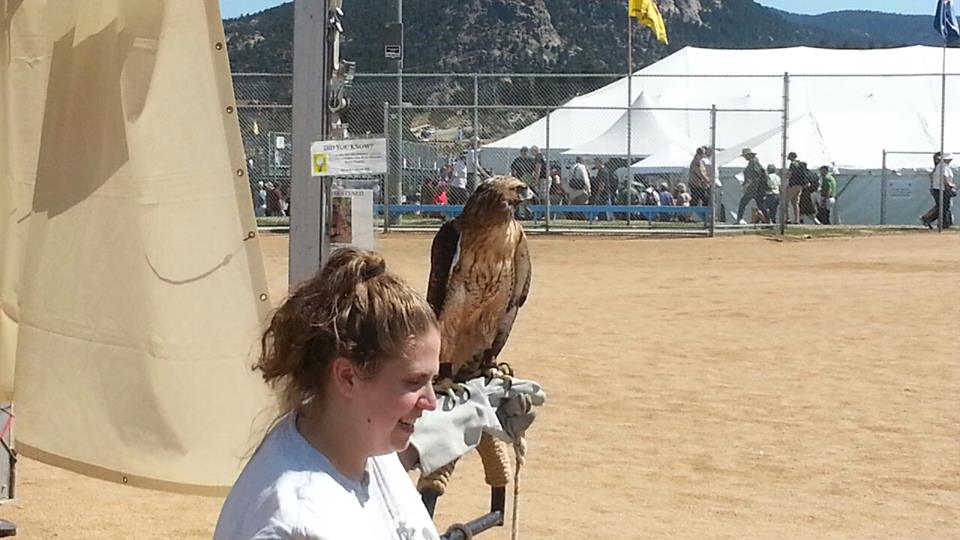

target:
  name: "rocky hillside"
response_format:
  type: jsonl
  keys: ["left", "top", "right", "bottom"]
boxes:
{"left": 223, "top": 0, "right": 930, "bottom": 76}
{"left": 773, "top": 9, "right": 941, "bottom": 48}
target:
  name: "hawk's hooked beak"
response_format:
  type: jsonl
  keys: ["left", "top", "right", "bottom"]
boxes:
{"left": 518, "top": 186, "right": 534, "bottom": 204}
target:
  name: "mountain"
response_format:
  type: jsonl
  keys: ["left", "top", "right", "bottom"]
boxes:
{"left": 223, "top": 0, "right": 929, "bottom": 76}
{"left": 771, "top": 9, "right": 942, "bottom": 48}
{"left": 224, "top": 2, "right": 943, "bottom": 145}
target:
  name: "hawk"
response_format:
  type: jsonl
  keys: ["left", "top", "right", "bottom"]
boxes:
{"left": 417, "top": 175, "right": 533, "bottom": 512}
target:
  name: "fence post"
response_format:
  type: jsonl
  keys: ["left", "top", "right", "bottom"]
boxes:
{"left": 626, "top": 9, "right": 634, "bottom": 228}
{"left": 384, "top": 101, "right": 391, "bottom": 232}
{"left": 396, "top": 101, "right": 403, "bottom": 230}
{"left": 545, "top": 109, "right": 551, "bottom": 233}
{"left": 626, "top": 69, "right": 633, "bottom": 230}
{"left": 396, "top": 6, "right": 404, "bottom": 229}
{"left": 473, "top": 74, "right": 479, "bottom": 161}
{"left": 880, "top": 150, "right": 887, "bottom": 225}
{"left": 779, "top": 72, "right": 790, "bottom": 235}
{"left": 709, "top": 105, "right": 717, "bottom": 238}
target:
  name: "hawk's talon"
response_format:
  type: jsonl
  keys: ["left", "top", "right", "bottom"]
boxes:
{"left": 482, "top": 365, "right": 514, "bottom": 390}
{"left": 433, "top": 378, "right": 469, "bottom": 401}
{"left": 495, "top": 362, "right": 515, "bottom": 377}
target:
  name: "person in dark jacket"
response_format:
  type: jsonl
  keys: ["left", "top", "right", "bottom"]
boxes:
{"left": 737, "top": 148, "right": 769, "bottom": 223}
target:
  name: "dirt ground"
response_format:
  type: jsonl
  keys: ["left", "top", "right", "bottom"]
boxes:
{"left": 2, "top": 231, "right": 959, "bottom": 539}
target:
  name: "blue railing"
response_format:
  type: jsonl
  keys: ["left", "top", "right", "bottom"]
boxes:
{"left": 375, "top": 204, "right": 710, "bottom": 220}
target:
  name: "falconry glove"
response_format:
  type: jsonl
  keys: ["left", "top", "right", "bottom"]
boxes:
{"left": 409, "top": 377, "right": 546, "bottom": 475}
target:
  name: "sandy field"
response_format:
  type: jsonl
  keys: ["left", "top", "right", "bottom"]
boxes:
{"left": 1, "top": 231, "right": 958, "bottom": 539}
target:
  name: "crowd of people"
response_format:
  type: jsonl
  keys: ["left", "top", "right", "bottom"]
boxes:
{"left": 420, "top": 147, "right": 488, "bottom": 207}
{"left": 253, "top": 180, "right": 290, "bottom": 218}
{"left": 420, "top": 145, "right": 689, "bottom": 221}
{"left": 735, "top": 149, "right": 837, "bottom": 225}
{"left": 411, "top": 144, "right": 959, "bottom": 228}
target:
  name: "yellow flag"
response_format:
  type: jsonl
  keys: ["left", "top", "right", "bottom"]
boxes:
{"left": 629, "top": 0, "right": 669, "bottom": 44}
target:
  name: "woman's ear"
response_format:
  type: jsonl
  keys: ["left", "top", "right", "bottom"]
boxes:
{"left": 329, "top": 357, "right": 360, "bottom": 397}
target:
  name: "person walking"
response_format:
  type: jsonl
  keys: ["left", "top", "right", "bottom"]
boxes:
{"left": 785, "top": 152, "right": 804, "bottom": 224}
{"left": 688, "top": 146, "right": 712, "bottom": 208}
{"left": 737, "top": 148, "right": 768, "bottom": 224}
{"left": 818, "top": 165, "right": 837, "bottom": 225}
{"left": 922, "top": 151, "right": 956, "bottom": 229}
{"left": 764, "top": 164, "right": 781, "bottom": 224}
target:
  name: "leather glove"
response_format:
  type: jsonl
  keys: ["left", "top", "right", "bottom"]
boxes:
{"left": 408, "top": 377, "right": 546, "bottom": 475}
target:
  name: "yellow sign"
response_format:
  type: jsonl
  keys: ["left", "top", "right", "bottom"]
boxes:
{"left": 312, "top": 152, "right": 329, "bottom": 175}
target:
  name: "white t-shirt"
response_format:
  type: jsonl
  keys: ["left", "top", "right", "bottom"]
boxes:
{"left": 451, "top": 159, "right": 468, "bottom": 189}
{"left": 214, "top": 415, "right": 440, "bottom": 540}
{"left": 931, "top": 160, "right": 954, "bottom": 190}
{"left": 571, "top": 162, "right": 591, "bottom": 194}
{"left": 465, "top": 150, "right": 479, "bottom": 174}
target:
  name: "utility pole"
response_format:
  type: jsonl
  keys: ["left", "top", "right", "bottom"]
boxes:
{"left": 289, "top": 0, "right": 348, "bottom": 288}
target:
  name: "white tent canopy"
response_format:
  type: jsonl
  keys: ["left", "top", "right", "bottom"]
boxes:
{"left": 484, "top": 45, "right": 960, "bottom": 172}
{"left": 562, "top": 93, "right": 700, "bottom": 157}
{"left": 485, "top": 74, "right": 637, "bottom": 152}
{"left": 629, "top": 140, "right": 698, "bottom": 174}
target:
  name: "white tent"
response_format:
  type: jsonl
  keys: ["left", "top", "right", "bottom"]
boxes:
{"left": 487, "top": 45, "right": 960, "bottom": 166}
{"left": 563, "top": 93, "right": 699, "bottom": 157}
{"left": 483, "top": 46, "right": 960, "bottom": 224}
{"left": 629, "top": 140, "right": 698, "bottom": 174}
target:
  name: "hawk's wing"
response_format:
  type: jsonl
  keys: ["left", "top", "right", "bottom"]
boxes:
{"left": 426, "top": 219, "right": 460, "bottom": 317}
{"left": 483, "top": 229, "right": 531, "bottom": 362}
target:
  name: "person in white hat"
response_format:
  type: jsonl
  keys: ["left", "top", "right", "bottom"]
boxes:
{"left": 922, "top": 151, "right": 956, "bottom": 229}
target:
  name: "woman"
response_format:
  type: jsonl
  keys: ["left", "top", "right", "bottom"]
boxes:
{"left": 214, "top": 248, "right": 442, "bottom": 540}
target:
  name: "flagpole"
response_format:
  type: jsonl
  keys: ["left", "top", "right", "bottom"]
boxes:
{"left": 939, "top": 40, "right": 947, "bottom": 232}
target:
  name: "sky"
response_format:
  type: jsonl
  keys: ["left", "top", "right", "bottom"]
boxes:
{"left": 219, "top": 0, "right": 936, "bottom": 19}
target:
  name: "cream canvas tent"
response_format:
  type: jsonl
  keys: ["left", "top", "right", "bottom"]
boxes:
{"left": 484, "top": 46, "right": 960, "bottom": 224}
{"left": 2, "top": 0, "right": 274, "bottom": 493}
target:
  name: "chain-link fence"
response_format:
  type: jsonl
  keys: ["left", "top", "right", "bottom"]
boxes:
{"left": 235, "top": 71, "right": 955, "bottom": 231}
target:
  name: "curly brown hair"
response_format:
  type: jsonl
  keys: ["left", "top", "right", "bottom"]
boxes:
{"left": 255, "top": 247, "right": 437, "bottom": 416}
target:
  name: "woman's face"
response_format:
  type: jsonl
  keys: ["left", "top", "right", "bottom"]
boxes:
{"left": 357, "top": 328, "right": 440, "bottom": 456}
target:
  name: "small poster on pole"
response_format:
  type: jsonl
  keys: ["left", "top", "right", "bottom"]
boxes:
{"left": 311, "top": 139, "right": 387, "bottom": 176}
{"left": 331, "top": 189, "right": 375, "bottom": 252}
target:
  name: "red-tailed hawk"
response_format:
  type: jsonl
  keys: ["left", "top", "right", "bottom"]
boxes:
{"left": 417, "top": 175, "right": 533, "bottom": 512}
